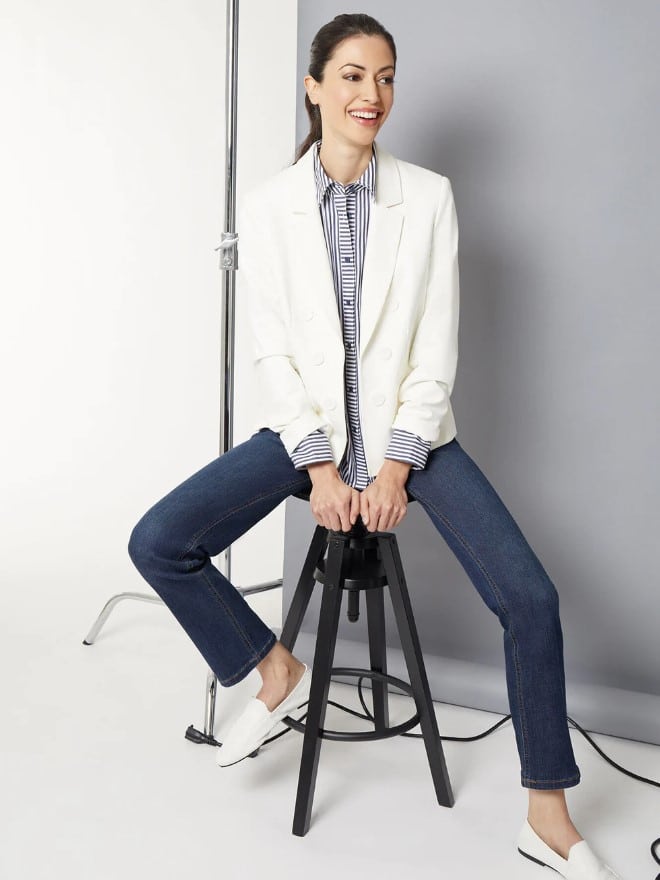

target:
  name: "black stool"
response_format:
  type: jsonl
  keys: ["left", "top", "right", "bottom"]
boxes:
{"left": 278, "top": 491, "right": 455, "bottom": 836}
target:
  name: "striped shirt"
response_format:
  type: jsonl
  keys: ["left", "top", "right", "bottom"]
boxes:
{"left": 290, "top": 139, "right": 431, "bottom": 490}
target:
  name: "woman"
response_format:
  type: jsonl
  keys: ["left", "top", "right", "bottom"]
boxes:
{"left": 128, "top": 13, "right": 622, "bottom": 879}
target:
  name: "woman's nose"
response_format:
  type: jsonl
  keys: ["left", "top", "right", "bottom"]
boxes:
{"left": 362, "top": 81, "right": 380, "bottom": 102}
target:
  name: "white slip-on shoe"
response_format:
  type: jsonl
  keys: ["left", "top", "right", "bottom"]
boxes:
{"left": 215, "top": 664, "right": 312, "bottom": 768}
{"left": 517, "top": 818, "right": 623, "bottom": 879}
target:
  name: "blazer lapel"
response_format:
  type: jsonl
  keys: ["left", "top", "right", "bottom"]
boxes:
{"left": 287, "top": 140, "right": 404, "bottom": 355}
{"left": 288, "top": 147, "right": 343, "bottom": 347}
{"left": 360, "top": 143, "right": 404, "bottom": 353}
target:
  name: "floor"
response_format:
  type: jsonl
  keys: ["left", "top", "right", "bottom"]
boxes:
{"left": 3, "top": 587, "right": 658, "bottom": 880}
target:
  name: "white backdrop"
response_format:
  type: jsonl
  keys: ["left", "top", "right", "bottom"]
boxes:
{"left": 0, "top": 0, "right": 296, "bottom": 636}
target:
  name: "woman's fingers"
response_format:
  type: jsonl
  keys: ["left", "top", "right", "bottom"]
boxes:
{"left": 338, "top": 504, "right": 352, "bottom": 532}
{"left": 360, "top": 492, "right": 370, "bottom": 528}
{"left": 361, "top": 486, "right": 407, "bottom": 532}
{"left": 313, "top": 482, "right": 408, "bottom": 532}
{"left": 389, "top": 501, "right": 405, "bottom": 530}
{"left": 350, "top": 490, "right": 361, "bottom": 526}
{"left": 310, "top": 481, "right": 357, "bottom": 531}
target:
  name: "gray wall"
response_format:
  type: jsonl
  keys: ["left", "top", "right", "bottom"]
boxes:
{"left": 282, "top": 0, "right": 660, "bottom": 745}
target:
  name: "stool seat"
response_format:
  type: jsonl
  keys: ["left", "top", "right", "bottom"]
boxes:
{"left": 314, "top": 526, "right": 387, "bottom": 591}
{"left": 315, "top": 554, "right": 387, "bottom": 591}
{"left": 274, "top": 496, "right": 454, "bottom": 836}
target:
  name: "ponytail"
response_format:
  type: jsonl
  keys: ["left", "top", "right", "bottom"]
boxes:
{"left": 296, "top": 95, "right": 321, "bottom": 162}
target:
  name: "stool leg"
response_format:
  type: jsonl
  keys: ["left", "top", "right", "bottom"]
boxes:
{"left": 379, "top": 534, "right": 455, "bottom": 808}
{"left": 292, "top": 534, "right": 345, "bottom": 836}
{"left": 364, "top": 587, "right": 390, "bottom": 732}
{"left": 280, "top": 524, "right": 328, "bottom": 652}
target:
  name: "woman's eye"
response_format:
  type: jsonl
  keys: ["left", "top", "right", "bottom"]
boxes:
{"left": 344, "top": 74, "right": 395, "bottom": 84}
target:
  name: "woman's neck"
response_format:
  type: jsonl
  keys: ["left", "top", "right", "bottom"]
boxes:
{"left": 317, "top": 138, "right": 374, "bottom": 185}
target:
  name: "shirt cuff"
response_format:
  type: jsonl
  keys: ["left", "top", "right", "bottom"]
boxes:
{"left": 384, "top": 428, "right": 431, "bottom": 470}
{"left": 290, "top": 428, "right": 335, "bottom": 470}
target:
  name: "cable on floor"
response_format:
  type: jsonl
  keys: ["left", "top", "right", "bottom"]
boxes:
{"left": 261, "top": 674, "right": 659, "bottom": 789}
{"left": 257, "top": 674, "right": 660, "bottom": 876}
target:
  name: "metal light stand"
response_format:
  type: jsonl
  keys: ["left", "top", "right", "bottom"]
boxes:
{"left": 185, "top": 0, "right": 242, "bottom": 748}
{"left": 83, "top": 0, "right": 283, "bottom": 746}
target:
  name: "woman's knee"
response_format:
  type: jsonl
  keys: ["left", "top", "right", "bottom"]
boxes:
{"left": 127, "top": 504, "right": 179, "bottom": 575}
{"left": 127, "top": 510, "right": 154, "bottom": 573}
{"left": 510, "top": 574, "right": 561, "bottom": 627}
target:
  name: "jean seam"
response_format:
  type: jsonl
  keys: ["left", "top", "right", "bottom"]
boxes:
{"left": 177, "top": 476, "right": 308, "bottom": 562}
{"left": 200, "top": 566, "right": 265, "bottom": 660}
{"left": 522, "top": 773, "right": 580, "bottom": 784}
{"left": 221, "top": 633, "right": 277, "bottom": 687}
{"left": 411, "top": 486, "right": 531, "bottom": 779}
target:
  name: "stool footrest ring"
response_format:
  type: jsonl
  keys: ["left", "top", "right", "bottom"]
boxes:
{"left": 281, "top": 667, "right": 421, "bottom": 741}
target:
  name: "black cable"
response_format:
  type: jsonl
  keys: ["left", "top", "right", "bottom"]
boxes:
{"left": 651, "top": 836, "right": 660, "bottom": 880}
{"left": 259, "top": 674, "right": 660, "bottom": 875}
{"left": 262, "top": 674, "right": 660, "bottom": 788}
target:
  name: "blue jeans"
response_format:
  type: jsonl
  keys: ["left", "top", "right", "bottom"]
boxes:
{"left": 128, "top": 427, "right": 581, "bottom": 790}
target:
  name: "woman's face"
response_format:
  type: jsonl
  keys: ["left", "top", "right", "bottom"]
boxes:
{"left": 305, "top": 34, "right": 395, "bottom": 147}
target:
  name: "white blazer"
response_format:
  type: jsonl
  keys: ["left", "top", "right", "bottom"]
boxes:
{"left": 237, "top": 139, "right": 460, "bottom": 476}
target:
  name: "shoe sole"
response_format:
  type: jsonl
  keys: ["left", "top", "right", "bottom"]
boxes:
{"left": 518, "top": 847, "right": 564, "bottom": 874}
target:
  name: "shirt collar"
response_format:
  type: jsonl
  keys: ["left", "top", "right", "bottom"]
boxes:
{"left": 312, "top": 138, "right": 376, "bottom": 205}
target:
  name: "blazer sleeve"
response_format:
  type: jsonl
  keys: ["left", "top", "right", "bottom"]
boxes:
{"left": 238, "top": 192, "right": 334, "bottom": 456}
{"left": 390, "top": 177, "right": 459, "bottom": 442}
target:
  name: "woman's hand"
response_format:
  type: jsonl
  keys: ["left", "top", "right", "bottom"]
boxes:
{"left": 307, "top": 462, "right": 361, "bottom": 532}
{"left": 360, "top": 459, "right": 411, "bottom": 532}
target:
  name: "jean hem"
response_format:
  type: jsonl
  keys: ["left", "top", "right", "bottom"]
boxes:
{"left": 219, "top": 631, "right": 278, "bottom": 688}
{"left": 521, "top": 770, "right": 581, "bottom": 790}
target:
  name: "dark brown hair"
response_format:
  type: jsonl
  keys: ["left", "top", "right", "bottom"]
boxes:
{"left": 293, "top": 13, "right": 397, "bottom": 163}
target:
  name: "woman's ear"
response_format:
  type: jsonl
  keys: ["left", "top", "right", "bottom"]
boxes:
{"left": 303, "top": 74, "right": 319, "bottom": 106}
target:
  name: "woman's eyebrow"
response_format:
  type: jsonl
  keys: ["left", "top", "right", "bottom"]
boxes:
{"left": 338, "top": 63, "right": 395, "bottom": 72}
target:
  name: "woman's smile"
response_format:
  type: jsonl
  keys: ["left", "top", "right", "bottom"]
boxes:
{"left": 348, "top": 109, "right": 382, "bottom": 127}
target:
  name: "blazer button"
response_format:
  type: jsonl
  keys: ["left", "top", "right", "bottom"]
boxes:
{"left": 373, "top": 392, "right": 386, "bottom": 406}
{"left": 325, "top": 398, "right": 337, "bottom": 411}
{"left": 302, "top": 308, "right": 315, "bottom": 322}
{"left": 311, "top": 351, "right": 325, "bottom": 365}
{"left": 380, "top": 347, "right": 392, "bottom": 360}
